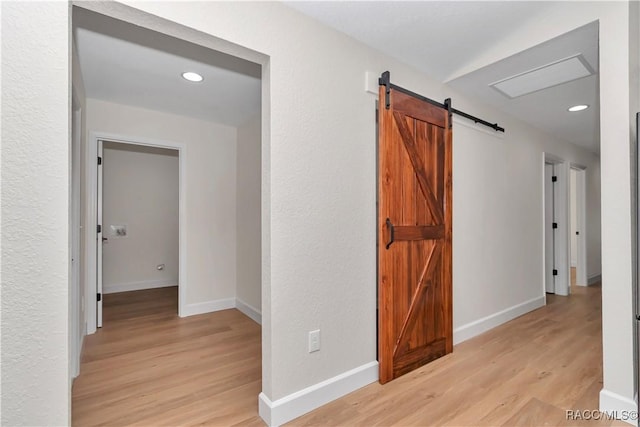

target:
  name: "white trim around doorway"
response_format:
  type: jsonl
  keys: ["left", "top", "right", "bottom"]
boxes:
{"left": 570, "top": 164, "right": 588, "bottom": 286}
{"left": 85, "top": 132, "right": 187, "bottom": 334}
{"left": 543, "top": 153, "right": 571, "bottom": 297}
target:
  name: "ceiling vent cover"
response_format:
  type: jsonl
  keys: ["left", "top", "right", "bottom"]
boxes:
{"left": 489, "top": 54, "right": 594, "bottom": 99}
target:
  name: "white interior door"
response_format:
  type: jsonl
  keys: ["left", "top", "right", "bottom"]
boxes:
{"left": 553, "top": 162, "right": 570, "bottom": 296}
{"left": 574, "top": 168, "right": 588, "bottom": 286}
{"left": 570, "top": 169, "right": 578, "bottom": 267}
{"left": 97, "top": 140, "right": 104, "bottom": 328}
{"left": 545, "top": 163, "right": 555, "bottom": 293}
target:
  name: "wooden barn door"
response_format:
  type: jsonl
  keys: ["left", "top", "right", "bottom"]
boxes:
{"left": 378, "top": 84, "right": 453, "bottom": 384}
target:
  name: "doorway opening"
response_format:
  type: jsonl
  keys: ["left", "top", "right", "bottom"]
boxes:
{"left": 570, "top": 166, "right": 588, "bottom": 289}
{"left": 71, "top": 4, "right": 266, "bottom": 424}
{"left": 543, "top": 156, "right": 589, "bottom": 297}
{"left": 98, "top": 139, "right": 180, "bottom": 325}
{"left": 544, "top": 155, "right": 570, "bottom": 296}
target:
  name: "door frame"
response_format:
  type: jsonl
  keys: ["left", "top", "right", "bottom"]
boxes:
{"left": 542, "top": 153, "right": 571, "bottom": 297}
{"left": 72, "top": 2, "right": 270, "bottom": 422}
{"left": 71, "top": 96, "right": 82, "bottom": 378}
{"left": 85, "top": 132, "right": 186, "bottom": 334}
{"left": 570, "top": 165, "right": 588, "bottom": 286}
{"left": 96, "top": 140, "right": 103, "bottom": 328}
{"left": 544, "top": 162, "right": 555, "bottom": 294}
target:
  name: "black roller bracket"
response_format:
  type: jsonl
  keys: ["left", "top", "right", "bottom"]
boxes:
{"left": 379, "top": 71, "right": 391, "bottom": 110}
{"left": 444, "top": 98, "right": 452, "bottom": 129}
{"left": 378, "top": 71, "right": 504, "bottom": 132}
{"left": 553, "top": 269, "right": 558, "bottom": 276}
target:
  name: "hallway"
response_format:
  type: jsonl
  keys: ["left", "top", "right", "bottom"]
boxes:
{"left": 72, "top": 287, "right": 262, "bottom": 426}
{"left": 72, "top": 284, "right": 623, "bottom": 426}
{"left": 290, "top": 283, "right": 623, "bottom": 426}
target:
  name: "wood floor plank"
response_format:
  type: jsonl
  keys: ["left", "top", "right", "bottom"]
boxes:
{"left": 500, "top": 397, "right": 569, "bottom": 427}
{"left": 74, "top": 281, "right": 614, "bottom": 427}
{"left": 289, "top": 282, "right": 611, "bottom": 427}
{"left": 72, "top": 287, "right": 264, "bottom": 426}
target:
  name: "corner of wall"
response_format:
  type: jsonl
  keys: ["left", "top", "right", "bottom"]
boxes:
{"left": 235, "top": 114, "right": 262, "bottom": 312}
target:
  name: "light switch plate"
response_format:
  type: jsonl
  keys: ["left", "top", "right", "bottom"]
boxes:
{"left": 110, "top": 224, "right": 127, "bottom": 237}
{"left": 308, "top": 329, "right": 320, "bottom": 353}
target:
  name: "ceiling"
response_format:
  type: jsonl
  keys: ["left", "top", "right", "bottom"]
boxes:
{"left": 286, "top": 1, "right": 557, "bottom": 82}
{"left": 448, "top": 22, "right": 599, "bottom": 152}
{"left": 74, "top": 4, "right": 599, "bottom": 151}
{"left": 73, "top": 8, "right": 261, "bottom": 127}
{"left": 287, "top": 1, "right": 599, "bottom": 153}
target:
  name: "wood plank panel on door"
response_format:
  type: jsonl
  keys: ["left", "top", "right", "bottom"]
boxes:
{"left": 378, "top": 85, "right": 452, "bottom": 384}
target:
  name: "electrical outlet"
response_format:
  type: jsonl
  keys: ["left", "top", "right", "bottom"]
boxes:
{"left": 308, "top": 329, "right": 320, "bottom": 353}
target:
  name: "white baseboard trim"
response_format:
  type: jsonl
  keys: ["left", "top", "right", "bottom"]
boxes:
{"left": 258, "top": 361, "right": 379, "bottom": 426}
{"left": 181, "top": 298, "right": 235, "bottom": 317}
{"left": 600, "top": 388, "right": 638, "bottom": 426}
{"left": 453, "top": 296, "right": 545, "bottom": 345}
{"left": 588, "top": 274, "right": 602, "bottom": 286}
{"left": 103, "top": 279, "right": 176, "bottom": 294}
{"left": 236, "top": 298, "right": 261, "bottom": 324}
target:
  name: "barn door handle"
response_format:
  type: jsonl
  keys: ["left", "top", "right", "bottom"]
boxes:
{"left": 385, "top": 218, "right": 395, "bottom": 249}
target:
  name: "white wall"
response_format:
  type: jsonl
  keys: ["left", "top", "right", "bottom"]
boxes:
{"left": 452, "top": 118, "right": 599, "bottom": 335}
{"left": 236, "top": 115, "right": 262, "bottom": 315}
{"left": 86, "top": 99, "right": 237, "bottom": 306}
{"left": 109, "top": 0, "right": 605, "bottom": 404}
{"left": 4, "top": 1, "right": 634, "bottom": 424}
{"left": 460, "top": 0, "right": 637, "bottom": 416}
{"left": 599, "top": 2, "right": 637, "bottom": 411}
{"left": 628, "top": 0, "right": 640, "bottom": 412}
{"left": 1, "top": 2, "right": 70, "bottom": 425}
{"left": 631, "top": 0, "right": 640, "bottom": 409}
{"left": 443, "top": 3, "right": 636, "bottom": 413}
{"left": 102, "top": 142, "right": 179, "bottom": 293}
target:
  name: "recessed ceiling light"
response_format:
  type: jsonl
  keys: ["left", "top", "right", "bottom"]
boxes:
{"left": 182, "top": 72, "right": 203, "bottom": 82}
{"left": 568, "top": 104, "right": 589, "bottom": 112}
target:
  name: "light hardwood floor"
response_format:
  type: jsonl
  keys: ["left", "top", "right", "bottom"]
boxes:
{"left": 74, "top": 282, "right": 624, "bottom": 427}
{"left": 288, "top": 282, "right": 621, "bottom": 427}
{"left": 72, "top": 287, "right": 262, "bottom": 426}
